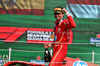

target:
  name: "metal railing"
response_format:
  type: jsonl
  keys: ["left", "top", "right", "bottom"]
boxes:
{"left": 0, "top": 48, "right": 100, "bottom": 65}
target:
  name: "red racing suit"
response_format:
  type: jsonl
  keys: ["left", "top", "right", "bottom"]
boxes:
{"left": 49, "top": 15, "right": 76, "bottom": 66}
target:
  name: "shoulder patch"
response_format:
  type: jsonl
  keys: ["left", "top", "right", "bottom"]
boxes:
{"left": 59, "top": 22, "right": 61, "bottom": 26}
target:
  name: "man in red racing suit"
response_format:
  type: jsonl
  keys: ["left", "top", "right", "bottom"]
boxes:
{"left": 44, "top": 6, "right": 76, "bottom": 66}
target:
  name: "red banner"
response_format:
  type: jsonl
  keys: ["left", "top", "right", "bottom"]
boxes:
{"left": 0, "top": 26, "right": 54, "bottom": 43}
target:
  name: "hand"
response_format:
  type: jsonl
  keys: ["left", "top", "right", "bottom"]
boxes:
{"left": 61, "top": 8, "right": 68, "bottom": 13}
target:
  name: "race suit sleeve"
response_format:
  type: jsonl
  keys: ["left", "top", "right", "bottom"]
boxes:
{"left": 65, "top": 13, "right": 76, "bottom": 29}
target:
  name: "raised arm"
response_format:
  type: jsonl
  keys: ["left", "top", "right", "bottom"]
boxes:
{"left": 62, "top": 8, "right": 76, "bottom": 29}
